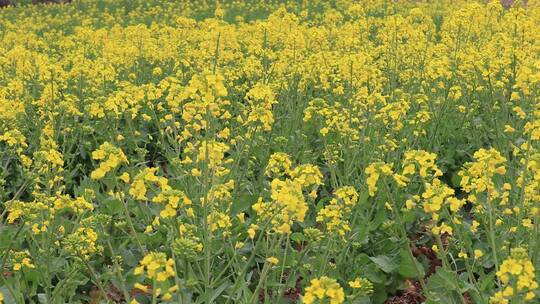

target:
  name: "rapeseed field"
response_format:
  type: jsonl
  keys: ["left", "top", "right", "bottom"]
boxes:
{"left": 1, "top": 1, "right": 540, "bottom": 303}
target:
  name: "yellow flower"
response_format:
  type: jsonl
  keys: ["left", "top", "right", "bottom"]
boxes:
{"left": 522, "top": 219, "right": 533, "bottom": 228}
{"left": 504, "top": 125, "right": 515, "bottom": 133}
{"left": 431, "top": 223, "right": 452, "bottom": 236}
{"left": 365, "top": 162, "right": 394, "bottom": 196}
{"left": 248, "top": 224, "right": 258, "bottom": 239}
{"left": 503, "top": 286, "right": 514, "bottom": 297}
{"left": 513, "top": 106, "right": 526, "bottom": 119}
{"left": 525, "top": 292, "right": 535, "bottom": 301}
{"left": 349, "top": 280, "right": 361, "bottom": 288}
{"left": 474, "top": 250, "right": 484, "bottom": 259}
{"left": 191, "top": 168, "right": 202, "bottom": 177}
{"left": 237, "top": 212, "right": 245, "bottom": 223}
{"left": 135, "top": 252, "right": 175, "bottom": 282}
{"left": 348, "top": 278, "right": 374, "bottom": 296}
{"left": 471, "top": 220, "right": 480, "bottom": 233}
{"left": 266, "top": 256, "right": 279, "bottom": 265}
{"left": 207, "top": 212, "right": 232, "bottom": 232}
{"left": 134, "top": 283, "right": 148, "bottom": 292}
{"left": 459, "top": 148, "right": 506, "bottom": 195}
{"left": 320, "top": 127, "right": 329, "bottom": 136}
{"left": 90, "top": 142, "right": 128, "bottom": 180}
{"left": 303, "top": 276, "right": 345, "bottom": 304}
{"left": 129, "top": 179, "right": 147, "bottom": 200}
{"left": 316, "top": 186, "right": 359, "bottom": 236}
{"left": 119, "top": 172, "right": 130, "bottom": 183}
{"left": 493, "top": 247, "right": 538, "bottom": 303}
{"left": 63, "top": 227, "right": 101, "bottom": 259}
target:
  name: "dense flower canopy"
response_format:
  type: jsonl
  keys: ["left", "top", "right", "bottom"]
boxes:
{"left": 1, "top": 0, "right": 540, "bottom": 303}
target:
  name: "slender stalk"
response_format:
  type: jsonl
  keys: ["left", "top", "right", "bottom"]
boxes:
{"left": 383, "top": 182, "right": 428, "bottom": 294}
{"left": 434, "top": 235, "right": 467, "bottom": 304}
{"left": 121, "top": 197, "right": 145, "bottom": 254}
{"left": 80, "top": 256, "right": 108, "bottom": 300}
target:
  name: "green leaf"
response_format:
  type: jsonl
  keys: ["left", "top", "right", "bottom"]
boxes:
{"left": 450, "top": 171, "right": 461, "bottom": 189}
{"left": 425, "top": 268, "right": 465, "bottom": 304}
{"left": 0, "top": 226, "right": 14, "bottom": 250}
{"left": 103, "top": 197, "right": 123, "bottom": 215}
{"left": 208, "top": 280, "right": 231, "bottom": 303}
{"left": 232, "top": 192, "right": 257, "bottom": 213}
{"left": 290, "top": 232, "right": 304, "bottom": 243}
{"left": 315, "top": 196, "right": 332, "bottom": 211}
{"left": 369, "top": 255, "right": 398, "bottom": 273}
{"left": 478, "top": 272, "right": 496, "bottom": 291}
{"left": 402, "top": 209, "right": 417, "bottom": 224}
{"left": 370, "top": 208, "right": 388, "bottom": 231}
{"left": 358, "top": 191, "right": 369, "bottom": 206}
{"left": 37, "top": 294, "right": 48, "bottom": 304}
{"left": 398, "top": 248, "right": 424, "bottom": 279}
{"left": 427, "top": 267, "right": 459, "bottom": 291}
{"left": 354, "top": 225, "right": 369, "bottom": 245}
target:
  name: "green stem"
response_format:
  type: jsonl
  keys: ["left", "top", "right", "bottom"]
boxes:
{"left": 121, "top": 197, "right": 145, "bottom": 254}
{"left": 383, "top": 182, "right": 428, "bottom": 294}
{"left": 80, "top": 256, "right": 108, "bottom": 301}
{"left": 434, "top": 235, "right": 467, "bottom": 304}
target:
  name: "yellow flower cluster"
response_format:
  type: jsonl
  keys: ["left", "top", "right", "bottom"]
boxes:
{"left": 316, "top": 186, "right": 359, "bottom": 236}
{"left": 241, "top": 83, "right": 277, "bottom": 134}
{"left": 129, "top": 167, "right": 169, "bottom": 201}
{"left": 6, "top": 194, "right": 93, "bottom": 227}
{"left": 303, "top": 276, "right": 345, "bottom": 304}
{"left": 365, "top": 162, "right": 394, "bottom": 196}
{"left": 172, "top": 224, "right": 204, "bottom": 261}
{"left": 491, "top": 247, "right": 538, "bottom": 303}
{"left": 253, "top": 152, "right": 322, "bottom": 234}
{"left": 134, "top": 252, "right": 175, "bottom": 282}
{"left": 52, "top": 195, "right": 94, "bottom": 215}
{"left": 265, "top": 152, "right": 293, "bottom": 178}
{"left": 182, "top": 140, "right": 232, "bottom": 178}
{"left": 207, "top": 211, "right": 233, "bottom": 233}
{"left": 517, "top": 151, "right": 540, "bottom": 206}
{"left": 8, "top": 250, "right": 35, "bottom": 272}
{"left": 195, "top": 140, "right": 231, "bottom": 173}
{"left": 421, "top": 179, "right": 458, "bottom": 219}
{"left": 152, "top": 188, "right": 192, "bottom": 218}
{"left": 348, "top": 277, "right": 374, "bottom": 296}
{"left": 177, "top": 73, "right": 230, "bottom": 142}
{"left": 0, "top": 129, "right": 27, "bottom": 154}
{"left": 3, "top": 0, "right": 540, "bottom": 302}
{"left": 401, "top": 150, "right": 442, "bottom": 179}
{"left": 90, "top": 142, "right": 128, "bottom": 180}
{"left": 304, "top": 98, "right": 361, "bottom": 140}
{"left": 459, "top": 148, "right": 507, "bottom": 199}
{"left": 62, "top": 227, "right": 101, "bottom": 259}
